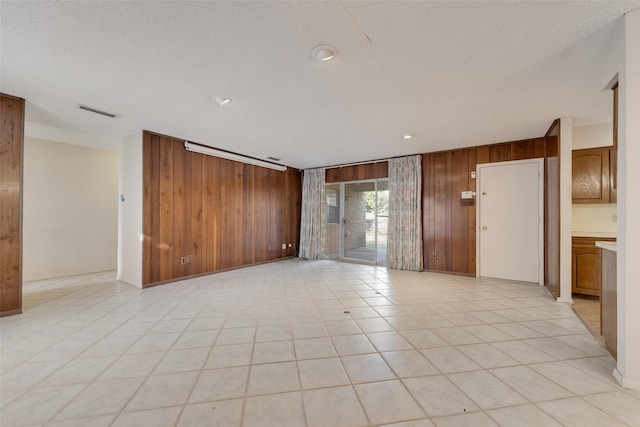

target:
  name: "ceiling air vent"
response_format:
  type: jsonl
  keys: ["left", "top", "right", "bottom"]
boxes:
{"left": 78, "top": 104, "right": 118, "bottom": 118}
{"left": 267, "top": 156, "right": 281, "bottom": 161}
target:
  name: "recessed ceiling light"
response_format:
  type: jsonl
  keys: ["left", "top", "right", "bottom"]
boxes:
{"left": 215, "top": 96, "right": 232, "bottom": 106}
{"left": 311, "top": 45, "right": 336, "bottom": 61}
{"left": 403, "top": 134, "right": 413, "bottom": 140}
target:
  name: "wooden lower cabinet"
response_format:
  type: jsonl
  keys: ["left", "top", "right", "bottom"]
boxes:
{"left": 571, "top": 237, "right": 615, "bottom": 296}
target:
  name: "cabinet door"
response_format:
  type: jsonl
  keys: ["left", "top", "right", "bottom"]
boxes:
{"left": 572, "top": 246, "right": 601, "bottom": 296}
{"left": 572, "top": 148, "right": 610, "bottom": 203}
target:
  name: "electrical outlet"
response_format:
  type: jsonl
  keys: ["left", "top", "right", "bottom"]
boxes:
{"left": 288, "top": 243, "right": 292, "bottom": 247}
{"left": 432, "top": 252, "right": 437, "bottom": 260}
{"left": 180, "top": 256, "right": 187, "bottom": 265}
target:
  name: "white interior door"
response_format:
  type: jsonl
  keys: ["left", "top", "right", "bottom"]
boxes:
{"left": 477, "top": 159, "right": 543, "bottom": 284}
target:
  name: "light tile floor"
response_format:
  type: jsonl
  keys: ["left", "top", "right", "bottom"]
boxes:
{"left": 1, "top": 259, "right": 639, "bottom": 426}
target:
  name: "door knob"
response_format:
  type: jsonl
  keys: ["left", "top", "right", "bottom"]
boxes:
{"left": 482, "top": 192, "right": 487, "bottom": 196}
{"left": 481, "top": 226, "right": 488, "bottom": 230}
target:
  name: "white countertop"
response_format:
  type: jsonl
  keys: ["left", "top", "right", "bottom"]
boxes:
{"left": 572, "top": 231, "right": 617, "bottom": 238}
{"left": 596, "top": 241, "right": 618, "bottom": 252}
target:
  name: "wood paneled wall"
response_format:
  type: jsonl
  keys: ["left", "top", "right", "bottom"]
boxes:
{"left": 422, "top": 137, "right": 556, "bottom": 275}
{"left": 142, "top": 131, "right": 302, "bottom": 286}
{"left": 1, "top": 94, "right": 25, "bottom": 316}
{"left": 325, "top": 162, "right": 388, "bottom": 183}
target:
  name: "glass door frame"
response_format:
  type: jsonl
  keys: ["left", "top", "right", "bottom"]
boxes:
{"left": 324, "top": 178, "right": 389, "bottom": 265}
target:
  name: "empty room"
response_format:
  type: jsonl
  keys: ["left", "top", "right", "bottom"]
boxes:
{"left": 1, "top": 1, "right": 640, "bottom": 426}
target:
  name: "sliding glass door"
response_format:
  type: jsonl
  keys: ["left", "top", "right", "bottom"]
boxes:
{"left": 324, "top": 179, "right": 388, "bottom": 265}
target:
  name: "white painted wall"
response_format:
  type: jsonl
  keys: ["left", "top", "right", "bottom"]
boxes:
{"left": 558, "top": 117, "right": 573, "bottom": 304}
{"left": 615, "top": 8, "right": 640, "bottom": 391}
{"left": 572, "top": 122, "right": 613, "bottom": 149}
{"left": 117, "top": 133, "right": 143, "bottom": 288}
{"left": 22, "top": 137, "right": 118, "bottom": 281}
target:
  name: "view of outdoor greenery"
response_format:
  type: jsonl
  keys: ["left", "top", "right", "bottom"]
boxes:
{"left": 365, "top": 191, "right": 389, "bottom": 215}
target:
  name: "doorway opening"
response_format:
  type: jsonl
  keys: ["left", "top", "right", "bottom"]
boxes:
{"left": 324, "top": 180, "right": 389, "bottom": 265}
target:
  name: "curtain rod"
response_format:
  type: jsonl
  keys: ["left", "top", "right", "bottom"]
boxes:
{"left": 322, "top": 152, "right": 422, "bottom": 170}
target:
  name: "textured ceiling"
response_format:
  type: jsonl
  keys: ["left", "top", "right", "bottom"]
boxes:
{"left": 2, "top": 1, "right": 639, "bottom": 169}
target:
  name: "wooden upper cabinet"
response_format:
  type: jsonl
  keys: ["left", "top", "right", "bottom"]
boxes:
{"left": 572, "top": 147, "right": 611, "bottom": 203}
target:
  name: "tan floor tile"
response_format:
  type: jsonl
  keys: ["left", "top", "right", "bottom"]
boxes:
{"left": 432, "top": 327, "right": 484, "bottom": 346}
{"left": 215, "top": 327, "right": 256, "bottom": 345}
{"left": 433, "top": 412, "right": 498, "bottom": 427}
{"left": 382, "top": 350, "right": 440, "bottom": 378}
{"left": 490, "top": 366, "right": 572, "bottom": 402}
{"left": 298, "top": 357, "right": 350, "bottom": 389}
{"left": 125, "top": 372, "right": 198, "bottom": 411}
{"left": 255, "top": 324, "right": 292, "bottom": 342}
{"left": 46, "top": 414, "right": 115, "bottom": 427}
{"left": 291, "top": 322, "right": 328, "bottom": 339}
{"left": 355, "top": 380, "right": 425, "bottom": 425}
{"left": 56, "top": 377, "right": 144, "bottom": 420}
{"left": 420, "top": 347, "right": 481, "bottom": 373}
{"left": 243, "top": 392, "right": 306, "bottom": 427}
{"left": 99, "top": 351, "right": 165, "bottom": 380}
{"left": 178, "top": 399, "right": 244, "bottom": 427}
{"left": 332, "top": 334, "right": 376, "bottom": 356}
{"left": 294, "top": 337, "right": 337, "bottom": 359}
{"left": 11, "top": 261, "right": 640, "bottom": 427}
{"left": 112, "top": 406, "right": 182, "bottom": 427}
{"left": 40, "top": 356, "right": 117, "bottom": 386}
{"left": 355, "top": 317, "right": 395, "bottom": 333}
{"left": 252, "top": 340, "right": 295, "bottom": 364}
{"left": 447, "top": 370, "right": 527, "bottom": 409}
{"left": 538, "top": 397, "right": 627, "bottom": 427}
{"left": 490, "top": 340, "right": 555, "bottom": 364}
{"left": 342, "top": 353, "right": 396, "bottom": 383}
{"left": 204, "top": 343, "right": 252, "bottom": 369}
{"left": 487, "top": 404, "right": 562, "bottom": 427}
{"left": 324, "top": 319, "right": 363, "bottom": 336}
{"left": 303, "top": 386, "right": 369, "bottom": 427}
{"left": 172, "top": 330, "right": 219, "bottom": 349}
{"left": 189, "top": 366, "right": 249, "bottom": 402}
{"left": 457, "top": 343, "right": 519, "bottom": 369}
{"left": 584, "top": 391, "right": 640, "bottom": 426}
{"left": 247, "top": 361, "right": 300, "bottom": 395}
{"left": 529, "top": 361, "right": 619, "bottom": 395}
{"left": 1, "top": 383, "right": 85, "bottom": 427}
{"left": 154, "top": 347, "right": 209, "bottom": 374}
{"left": 368, "top": 332, "right": 414, "bottom": 351}
{"left": 403, "top": 375, "right": 479, "bottom": 417}
{"left": 380, "top": 420, "right": 435, "bottom": 427}
{"left": 400, "top": 330, "right": 448, "bottom": 349}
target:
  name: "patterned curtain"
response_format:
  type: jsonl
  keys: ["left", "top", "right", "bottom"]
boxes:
{"left": 388, "top": 155, "right": 423, "bottom": 271}
{"left": 299, "top": 168, "right": 326, "bottom": 259}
